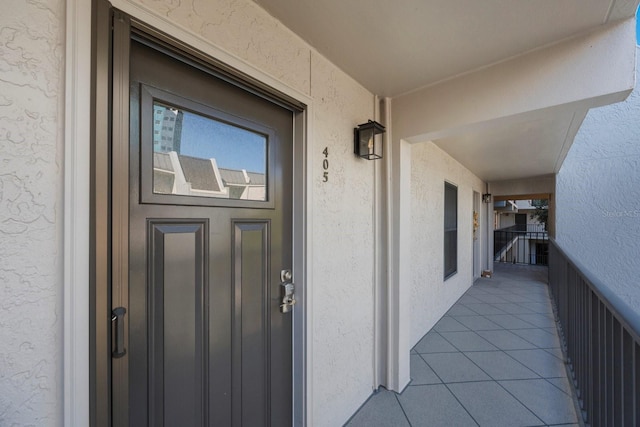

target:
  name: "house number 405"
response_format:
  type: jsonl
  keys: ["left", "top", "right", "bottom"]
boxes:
{"left": 322, "top": 147, "right": 329, "bottom": 182}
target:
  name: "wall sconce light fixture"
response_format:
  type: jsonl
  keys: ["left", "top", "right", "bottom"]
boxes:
{"left": 354, "top": 120, "right": 386, "bottom": 160}
{"left": 482, "top": 193, "right": 492, "bottom": 203}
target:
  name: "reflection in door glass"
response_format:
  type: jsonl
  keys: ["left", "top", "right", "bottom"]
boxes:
{"left": 152, "top": 102, "right": 267, "bottom": 201}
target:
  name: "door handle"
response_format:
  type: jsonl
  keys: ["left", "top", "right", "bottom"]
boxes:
{"left": 111, "top": 307, "right": 127, "bottom": 358}
{"left": 280, "top": 269, "right": 296, "bottom": 313}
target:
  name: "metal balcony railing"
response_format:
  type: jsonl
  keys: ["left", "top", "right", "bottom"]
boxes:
{"left": 494, "top": 224, "right": 548, "bottom": 265}
{"left": 549, "top": 239, "right": 640, "bottom": 425}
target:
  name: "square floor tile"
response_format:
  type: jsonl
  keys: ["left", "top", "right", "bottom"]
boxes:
{"left": 465, "top": 351, "right": 539, "bottom": 380}
{"left": 410, "top": 354, "right": 442, "bottom": 385}
{"left": 489, "top": 303, "right": 536, "bottom": 315}
{"left": 543, "top": 347, "right": 566, "bottom": 361}
{"left": 483, "top": 314, "right": 537, "bottom": 330}
{"left": 348, "top": 265, "right": 578, "bottom": 427}
{"left": 454, "top": 315, "right": 503, "bottom": 331}
{"left": 421, "top": 352, "right": 491, "bottom": 383}
{"left": 497, "top": 294, "right": 538, "bottom": 304}
{"left": 434, "top": 317, "right": 470, "bottom": 332}
{"left": 516, "top": 290, "right": 549, "bottom": 301}
{"left": 546, "top": 377, "right": 574, "bottom": 395}
{"left": 515, "top": 313, "right": 557, "bottom": 328}
{"left": 413, "top": 332, "right": 458, "bottom": 354}
{"left": 462, "top": 303, "right": 508, "bottom": 315}
{"left": 479, "top": 287, "right": 510, "bottom": 295}
{"left": 440, "top": 331, "right": 498, "bottom": 351}
{"left": 475, "top": 330, "right": 538, "bottom": 351}
{"left": 517, "top": 302, "right": 553, "bottom": 314}
{"left": 506, "top": 349, "right": 568, "bottom": 378}
{"left": 465, "top": 287, "right": 489, "bottom": 296}
{"left": 458, "top": 295, "right": 485, "bottom": 304}
{"left": 397, "top": 384, "right": 477, "bottom": 427}
{"left": 345, "top": 389, "right": 409, "bottom": 427}
{"left": 471, "top": 294, "right": 511, "bottom": 304}
{"left": 448, "top": 381, "right": 542, "bottom": 426}
{"left": 499, "top": 379, "right": 579, "bottom": 425}
{"left": 447, "top": 304, "right": 479, "bottom": 316}
{"left": 511, "top": 328, "right": 561, "bottom": 349}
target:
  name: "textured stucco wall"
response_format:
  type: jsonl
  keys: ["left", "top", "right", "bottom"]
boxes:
{"left": 309, "top": 52, "right": 375, "bottom": 426}
{"left": 556, "top": 45, "right": 640, "bottom": 311}
{"left": 130, "top": 1, "right": 376, "bottom": 425}
{"left": 410, "top": 142, "right": 484, "bottom": 346}
{"left": 0, "top": 0, "right": 65, "bottom": 425}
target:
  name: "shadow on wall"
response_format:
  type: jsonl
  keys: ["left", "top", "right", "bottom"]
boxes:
{"left": 555, "top": 44, "right": 640, "bottom": 311}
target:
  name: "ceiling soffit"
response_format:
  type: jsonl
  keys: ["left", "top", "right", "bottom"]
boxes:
{"left": 253, "top": 0, "right": 622, "bottom": 97}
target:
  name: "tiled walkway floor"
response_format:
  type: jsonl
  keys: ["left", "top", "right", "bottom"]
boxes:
{"left": 346, "top": 264, "right": 580, "bottom": 427}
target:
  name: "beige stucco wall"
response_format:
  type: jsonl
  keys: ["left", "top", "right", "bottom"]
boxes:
{"left": 0, "top": 0, "right": 65, "bottom": 425}
{"left": 410, "top": 142, "right": 485, "bottom": 346}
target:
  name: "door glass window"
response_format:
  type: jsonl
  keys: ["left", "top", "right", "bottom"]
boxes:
{"left": 152, "top": 102, "right": 268, "bottom": 201}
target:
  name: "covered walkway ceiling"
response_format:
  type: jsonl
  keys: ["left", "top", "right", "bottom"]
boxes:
{"left": 253, "top": 0, "right": 639, "bottom": 182}
{"left": 253, "top": 0, "right": 636, "bottom": 97}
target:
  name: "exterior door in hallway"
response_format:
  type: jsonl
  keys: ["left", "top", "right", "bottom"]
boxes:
{"left": 515, "top": 213, "right": 527, "bottom": 231}
{"left": 111, "top": 32, "right": 295, "bottom": 426}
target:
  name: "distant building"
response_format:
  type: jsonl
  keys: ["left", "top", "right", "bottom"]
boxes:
{"left": 493, "top": 199, "right": 549, "bottom": 265}
{"left": 153, "top": 104, "right": 184, "bottom": 153}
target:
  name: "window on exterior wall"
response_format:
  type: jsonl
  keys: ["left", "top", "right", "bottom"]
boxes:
{"left": 444, "top": 182, "right": 458, "bottom": 279}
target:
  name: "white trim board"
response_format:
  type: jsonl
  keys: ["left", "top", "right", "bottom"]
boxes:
{"left": 63, "top": 0, "right": 92, "bottom": 425}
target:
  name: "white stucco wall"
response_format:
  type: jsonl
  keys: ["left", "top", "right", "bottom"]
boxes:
{"left": 0, "top": 0, "right": 65, "bottom": 425}
{"left": 308, "top": 53, "right": 376, "bottom": 426}
{"left": 409, "top": 142, "right": 484, "bottom": 346}
{"left": 498, "top": 213, "right": 517, "bottom": 229}
{"left": 556, "top": 45, "right": 640, "bottom": 311}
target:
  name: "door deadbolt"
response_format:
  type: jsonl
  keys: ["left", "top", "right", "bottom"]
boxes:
{"left": 281, "top": 269, "right": 293, "bottom": 282}
{"left": 280, "top": 269, "right": 295, "bottom": 313}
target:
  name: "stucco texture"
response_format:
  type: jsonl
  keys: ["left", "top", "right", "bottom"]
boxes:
{"left": 309, "top": 51, "right": 375, "bottom": 426}
{"left": 137, "top": 0, "right": 311, "bottom": 96}
{"left": 0, "top": 0, "right": 64, "bottom": 425}
{"left": 556, "top": 46, "right": 640, "bottom": 311}
{"left": 409, "top": 142, "right": 484, "bottom": 347}
{"left": 128, "top": 0, "right": 377, "bottom": 425}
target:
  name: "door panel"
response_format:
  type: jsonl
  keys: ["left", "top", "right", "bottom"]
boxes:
{"left": 148, "top": 221, "right": 207, "bottom": 426}
{"left": 120, "top": 36, "right": 293, "bottom": 426}
{"left": 232, "top": 221, "right": 270, "bottom": 426}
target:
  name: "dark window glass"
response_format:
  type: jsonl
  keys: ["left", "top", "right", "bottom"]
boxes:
{"left": 444, "top": 182, "right": 457, "bottom": 279}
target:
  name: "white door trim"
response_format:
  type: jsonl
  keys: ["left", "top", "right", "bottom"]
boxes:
{"left": 63, "top": 0, "right": 91, "bottom": 425}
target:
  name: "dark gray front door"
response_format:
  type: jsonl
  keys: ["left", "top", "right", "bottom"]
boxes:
{"left": 119, "top": 37, "right": 293, "bottom": 426}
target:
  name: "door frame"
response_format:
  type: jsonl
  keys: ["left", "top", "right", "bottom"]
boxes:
{"left": 473, "top": 191, "right": 481, "bottom": 279}
{"left": 87, "top": 1, "right": 311, "bottom": 425}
